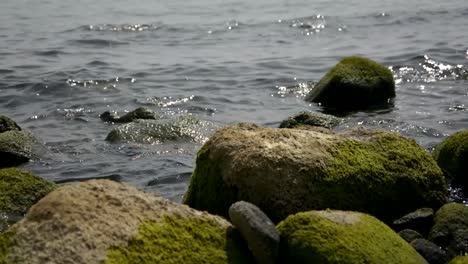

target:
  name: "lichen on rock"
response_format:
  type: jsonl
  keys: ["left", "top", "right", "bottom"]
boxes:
{"left": 276, "top": 210, "right": 427, "bottom": 263}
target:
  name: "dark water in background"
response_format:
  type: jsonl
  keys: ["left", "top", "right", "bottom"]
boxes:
{"left": 0, "top": 0, "right": 467, "bottom": 202}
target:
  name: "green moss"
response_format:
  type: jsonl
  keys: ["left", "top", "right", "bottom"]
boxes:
{"left": 0, "top": 131, "right": 36, "bottom": 167}
{"left": 313, "top": 134, "right": 447, "bottom": 223}
{"left": 449, "top": 256, "right": 468, "bottom": 264}
{"left": 183, "top": 146, "right": 238, "bottom": 218}
{"left": 0, "top": 227, "right": 15, "bottom": 264}
{"left": 434, "top": 130, "right": 468, "bottom": 183}
{"left": 105, "top": 216, "right": 253, "bottom": 264}
{"left": 306, "top": 56, "right": 395, "bottom": 109}
{"left": 276, "top": 210, "right": 426, "bottom": 263}
{"left": 0, "top": 168, "right": 56, "bottom": 231}
{"left": 0, "top": 115, "right": 20, "bottom": 134}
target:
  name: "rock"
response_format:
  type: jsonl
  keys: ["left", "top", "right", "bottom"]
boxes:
{"left": 279, "top": 111, "right": 342, "bottom": 129}
{"left": 183, "top": 123, "right": 447, "bottom": 223}
{"left": 399, "top": 229, "right": 424, "bottom": 243}
{"left": 429, "top": 203, "right": 468, "bottom": 259}
{"left": 0, "top": 115, "right": 21, "bottom": 134}
{"left": 411, "top": 239, "right": 449, "bottom": 264}
{"left": 393, "top": 208, "right": 434, "bottom": 236}
{"left": 105, "top": 115, "right": 216, "bottom": 144}
{"left": 0, "top": 180, "right": 253, "bottom": 264}
{"left": 305, "top": 56, "right": 395, "bottom": 110}
{"left": 449, "top": 256, "right": 468, "bottom": 264}
{"left": 100, "top": 107, "right": 158, "bottom": 123}
{"left": 434, "top": 130, "right": 468, "bottom": 190}
{"left": 228, "top": 201, "right": 279, "bottom": 264}
{"left": 0, "top": 168, "right": 56, "bottom": 232}
{"left": 276, "top": 209, "right": 427, "bottom": 263}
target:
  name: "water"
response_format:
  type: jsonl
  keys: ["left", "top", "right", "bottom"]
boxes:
{"left": 1, "top": 0, "right": 467, "bottom": 202}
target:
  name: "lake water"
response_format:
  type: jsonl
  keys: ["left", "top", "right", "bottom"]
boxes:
{"left": 1, "top": 0, "right": 467, "bottom": 202}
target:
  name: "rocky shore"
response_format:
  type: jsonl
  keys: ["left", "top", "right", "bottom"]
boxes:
{"left": 1, "top": 56, "right": 467, "bottom": 263}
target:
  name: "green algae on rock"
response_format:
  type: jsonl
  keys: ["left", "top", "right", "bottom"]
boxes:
{"left": 0, "top": 115, "right": 20, "bottom": 134}
{"left": 429, "top": 203, "right": 468, "bottom": 259}
{"left": 0, "top": 228, "right": 15, "bottom": 264}
{"left": 0, "top": 130, "right": 38, "bottom": 168}
{"left": 106, "top": 216, "right": 252, "bottom": 264}
{"left": 0, "top": 168, "right": 56, "bottom": 232}
{"left": 305, "top": 56, "right": 395, "bottom": 110}
{"left": 276, "top": 210, "right": 427, "bottom": 264}
{"left": 0, "top": 180, "right": 252, "bottom": 264}
{"left": 100, "top": 107, "right": 158, "bottom": 123}
{"left": 449, "top": 256, "right": 468, "bottom": 264}
{"left": 105, "top": 115, "right": 216, "bottom": 144}
{"left": 183, "top": 123, "right": 447, "bottom": 224}
{"left": 279, "top": 111, "right": 342, "bottom": 129}
{"left": 434, "top": 130, "right": 468, "bottom": 189}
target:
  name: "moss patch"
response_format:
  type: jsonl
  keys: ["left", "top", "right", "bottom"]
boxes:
{"left": 0, "top": 227, "right": 15, "bottom": 264}
{"left": 313, "top": 133, "right": 447, "bottom": 222}
{"left": 183, "top": 146, "right": 238, "bottom": 218}
{"left": 449, "top": 256, "right": 468, "bottom": 264}
{"left": 277, "top": 210, "right": 426, "bottom": 264}
{"left": 105, "top": 215, "right": 253, "bottom": 264}
{"left": 434, "top": 130, "right": 468, "bottom": 185}
{"left": 0, "top": 168, "right": 56, "bottom": 231}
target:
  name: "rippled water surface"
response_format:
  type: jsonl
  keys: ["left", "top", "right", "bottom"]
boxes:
{"left": 1, "top": 0, "right": 467, "bottom": 202}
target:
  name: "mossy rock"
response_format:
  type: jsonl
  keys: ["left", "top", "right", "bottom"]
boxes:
{"left": 276, "top": 210, "right": 427, "bottom": 263}
{"left": 434, "top": 130, "right": 468, "bottom": 189}
{"left": 305, "top": 56, "right": 395, "bottom": 110}
{"left": 100, "top": 107, "right": 158, "bottom": 123}
{"left": 449, "top": 256, "right": 468, "bottom": 264}
{"left": 0, "top": 130, "right": 37, "bottom": 168}
{"left": 183, "top": 123, "right": 447, "bottom": 224}
{"left": 0, "top": 180, "right": 253, "bottom": 264}
{"left": 429, "top": 203, "right": 468, "bottom": 259}
{"left": 0, "top": 115, "right": 20, "bottom": 134}
{"left": 0, "top": 168, "right": 56, "bottom": 232}
{"left": 105, "top": 115, "right": 216, "bottom": 144}
{"left": 279, "top": 111, "right": 342, "bottom": 129}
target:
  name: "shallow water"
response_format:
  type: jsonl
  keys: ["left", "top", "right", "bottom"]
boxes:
{"left": 0, "top": 0, "right": 467, "bottom": 202}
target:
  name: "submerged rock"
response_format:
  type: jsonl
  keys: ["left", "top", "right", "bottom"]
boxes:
{"left": 229, "top": 201, "right": 279, "bottom": 264}
{"left": 279, "top": 111, "right": 342, "bottom": 129}
{"left": 105, "top": 115, "right": 215, "bottom": 144}
{"left": 0, "top": 168, "right": 56, "bottom": 232}
{"left": 434, "top": 130, "right": 468, "bottom": 190}
{"left": 277, "top": 210, "right": 426, "bottom": 263}
{"left": 305, "top": 56, "right": 395, "bottom": 110}
{"left": 183, "top": 123, "right": 446, "bottom": 223}
{"left": 100, "top": 107, "right": 158, "bottom": 123}
{"left": 429, "top": 203, "right": 468, "bottom": 259}
{"left": 0, "top": 180, "right": 253, "bottom": 264}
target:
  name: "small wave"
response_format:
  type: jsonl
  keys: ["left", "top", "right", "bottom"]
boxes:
{"left": 33, "top": 50, "right": 66, "bottom": 57}
{"left": 284, "top": 15, "right": 327, "bottom": 35}
{"left": 139, "top": 95, "right": 196, "bottom": 108}
{"left": 86, "top": 60, "right": 109, "bottom": 66}
{"left": 0, "top": 69, "right": 14, "bottom": 74}
{"left": 83, "top": 23, "right": 160, "bottom": 32}
{"left": 70, "top": 38, "right": 129, "bottom": 47}
{"left": 66, "top": 77, "right": 135, "bottom": 92}
{"left": 273, "top": 82, "right": 314, "bottom": 98}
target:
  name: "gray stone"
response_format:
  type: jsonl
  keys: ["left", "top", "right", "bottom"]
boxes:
{"left": 398, "top": 229, "right": 424, "bottom": 243}
{"left": 229, "top": 201, "right": 279, "bottom": 264}
{"left": 393, "top": 208, "right": 434, "bottom": 236}
{"left": 411, "top": 238, "right": 449, "bottom": 264}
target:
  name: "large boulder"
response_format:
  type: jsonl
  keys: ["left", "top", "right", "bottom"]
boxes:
{"left": 276, "top": 210, "right": 427, "bottom": 263}
{"left": 434, "top": 130, "right": 468, "bottom": 189}
{"left": 305, "top": 56, "right": 395, "bottom": 110}
{"left": 105, "top": 115, "right": 215, "bottom": 144}
{"left": 0, "top": 115, "right": 38, "bottom": 168}
{"left": 429, "top": 203, "right": 468, "bottom": 259}
{"left": 0, "top": 180, "right": 253, "bottom": 264}
{"left": 183, "top": 123, "right": 447, "bottom": 223}
{"left": 0, "top": 168, "right": 56, "bottom": 232}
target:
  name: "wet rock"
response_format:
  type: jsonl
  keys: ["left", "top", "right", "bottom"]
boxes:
{"left": 229, "top": 201, "right": 279, "bottom": 264}
{"left": 105, "top": 115, "right": 215, "bottom": 144}
{"left": 0, "top": 115, "right": 21, "bottom": 133}
{"left": 0, "top": 168, "right": 56, "bottom": 232}
{"left": 100, "top": 107, "right": 158, "bottom": 123}
{"left": 305, "top": 56, "right": 395, "bottom": 110}
{"left": 279, "top": 111, "right": 342, "bottom": 129}
{"left": 393, "top": 208, "right": 434, "bottom": 236}
{"left": 411, "top": 239, "right": 449, "bottom": 264}
{"left": 434, "top": 130, "right": 468, "bottom": 190}
{"left": 0, "top": 180, "right": 253, "bottom": 264}
{"left": 398, "top": 229, "right": 424, "bottom": 243}
{"left": 183, "top": 123, "right": 447, "bottom": 224}
{"left": 277, "top": 209, "right": 426, "bottom": 263}
{"left": 429, "top": 203, "right": 468, "bottom": 259}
